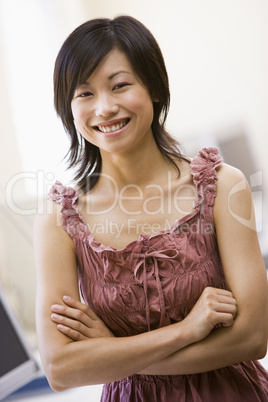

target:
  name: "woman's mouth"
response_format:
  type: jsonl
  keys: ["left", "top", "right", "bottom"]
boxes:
{"left": 94, "top": 118, "right": 130, "bottom": 133}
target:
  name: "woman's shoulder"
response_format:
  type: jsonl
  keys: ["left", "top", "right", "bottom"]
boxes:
{"left": 34, "top": 197, "right": 64, "bottom": 233}
{"left": 214, "top": 162, "right": 252, "bottom": 226}
{"left": 34, "top": 198, "right": 75, "bottom": 258}
{"left": 34, "top": 180, "right": 78, "bottom": 243}
{"left": 216, "top": 162, "right": 247, "bottom": 192}
{"left": 189, "top": 146, "right": 246, "bottom": 185}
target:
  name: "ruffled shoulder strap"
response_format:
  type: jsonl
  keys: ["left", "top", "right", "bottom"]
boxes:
{"left": 47, "top": 181, "right": 90, "bottom": 243}
{"left": 48, "top": 180, "right": 78, "bottom": 208}
{"left": 190, "top": 147, "right": 223, "bottom": 213}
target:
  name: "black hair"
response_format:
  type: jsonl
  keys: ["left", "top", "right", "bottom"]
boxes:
{"left": 54, "top": 15, "right": 186, "bottom": 193}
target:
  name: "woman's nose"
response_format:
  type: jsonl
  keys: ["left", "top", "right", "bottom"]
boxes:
{"left": 95, "top": 94, "right": 119, "bottom": 117}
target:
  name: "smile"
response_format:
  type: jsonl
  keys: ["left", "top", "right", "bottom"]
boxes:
{"left": 94, "top": 118, "right": 130, "bottom": 133}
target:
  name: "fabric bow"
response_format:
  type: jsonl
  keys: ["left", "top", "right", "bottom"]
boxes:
{"left": 134, "top": 248, "right": 179, "bottom": 331}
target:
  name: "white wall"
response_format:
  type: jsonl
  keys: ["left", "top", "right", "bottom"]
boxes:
{"left": 0, "top": 0, "right": 267, "bottom": 338}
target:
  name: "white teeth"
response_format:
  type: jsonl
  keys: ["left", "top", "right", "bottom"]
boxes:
{"left": 97, "top": 120, "right": 128, "bottom": 133}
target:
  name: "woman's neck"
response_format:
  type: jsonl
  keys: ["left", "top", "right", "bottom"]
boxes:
{"left": 99, "top": 138, "right": 176, "bottom": 191}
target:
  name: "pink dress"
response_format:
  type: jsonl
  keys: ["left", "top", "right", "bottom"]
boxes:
{"left": 48, "top": 147, "right": 268, "bottom": 401}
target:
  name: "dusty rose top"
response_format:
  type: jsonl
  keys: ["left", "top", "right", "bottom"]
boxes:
{"left": 48, "top": 148, "right": 268, "bottom": 402}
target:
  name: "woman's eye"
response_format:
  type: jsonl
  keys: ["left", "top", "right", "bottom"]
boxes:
{"left": 78, "top": 92, "right": 92, "bottom": 98}
{"left": 113, "top": 83, "right": 130, "bottom": 90}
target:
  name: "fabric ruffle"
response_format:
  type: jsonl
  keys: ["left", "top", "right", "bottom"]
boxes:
{"left": 47, "top": 180, "right": 92, "bottom": 244}
{"left": 101, "top": 360, "right": 268, "bottom": 402}
{"left": 190, "top": 147, "right": 223, "bottom": 210}
{"left": 48, "top": 180, "right": 78, "bottom": 208}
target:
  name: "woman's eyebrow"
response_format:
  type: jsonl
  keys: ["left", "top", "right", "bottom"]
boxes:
{"left": 108, "top": 71, "right": 132, "bottom": 80}
{"left": 77, "top": 71, "right": 132, "bottom": 88}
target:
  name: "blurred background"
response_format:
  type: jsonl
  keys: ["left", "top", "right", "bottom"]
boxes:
{"left": 0, "top": 0, "right": 267, "bottom": 358}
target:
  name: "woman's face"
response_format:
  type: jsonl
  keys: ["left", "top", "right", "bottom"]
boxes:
{"left": 71, "top": 48, "right": 155, "bottom": 155}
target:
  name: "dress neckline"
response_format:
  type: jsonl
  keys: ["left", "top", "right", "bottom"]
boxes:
{"left": 82, "top": 208, "right": 200, "bottom": 253}
{"left": 49, "top": 147, "right": 221, "bottom": 253}
{"left": 71, "top": 160, "right": 202, "bottom": 253}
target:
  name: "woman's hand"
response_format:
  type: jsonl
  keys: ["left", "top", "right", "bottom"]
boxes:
{"left": 51, "top": 296, "right": 115, "bottom": 341}
{"left": 183, "top": 287, "right": 237, "bottom": 343}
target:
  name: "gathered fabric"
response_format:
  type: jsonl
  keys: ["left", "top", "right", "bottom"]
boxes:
{"left": 48, "top": 147, "right": 268, "bottom": 401}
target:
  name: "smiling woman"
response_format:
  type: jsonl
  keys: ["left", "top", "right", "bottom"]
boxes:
{"left": 53, "top": 16, "right": 180, "bottom": 193}
{"left": 71, "top": 49, "right": 155, "bottom": 154}
{"left": 34, "top": 15, "right": 268, "bottom": 402}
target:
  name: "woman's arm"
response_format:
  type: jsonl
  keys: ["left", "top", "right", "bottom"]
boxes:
{"left": 138, "top": 164, "right": 267, "bottom": 375}
{"left": 34, "top": 200, "right": 236, "bottom": 391}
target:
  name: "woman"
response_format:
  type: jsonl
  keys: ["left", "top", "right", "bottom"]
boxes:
{"left": 34, "top": 15, "right": 268, "bottom": 401}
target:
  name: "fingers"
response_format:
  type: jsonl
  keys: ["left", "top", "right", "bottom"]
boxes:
{"left": 51, "top": 312, "right": 91, "bottom": 341}
{"left": 185, "top": 286, "right": 238, "bottom": 342}
{"left": 62, "top": 296, "right": 98, "bottom": 320}
{"left": 51, "top": 297, "right": 97, "bottom": 323}
{"left": 51, "top": 304, "right": 93, "bottom": 331}
{"left": 202, "top": 287, "right": 237, "bottom": 308}
{"left": 201, "top": 287, "right": 237, "bottom": 325}
{"left": 214, "top": 302, "right": 237, "bottom": 315}
{"left": 203, "top": 287, "right": 236, "bottom": 301}
{"left": 50, "top": 296, "right": 115, "bottom": 340}
{"left": 213, "top": 310, "right": 236, "bottom": 327}
{"left": 51, "top": 296, "right": 97, "bottom": 341}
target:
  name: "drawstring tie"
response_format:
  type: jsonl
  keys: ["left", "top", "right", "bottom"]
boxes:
{"left": 134, "top": 248, "right": 179, "bottom": 331}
